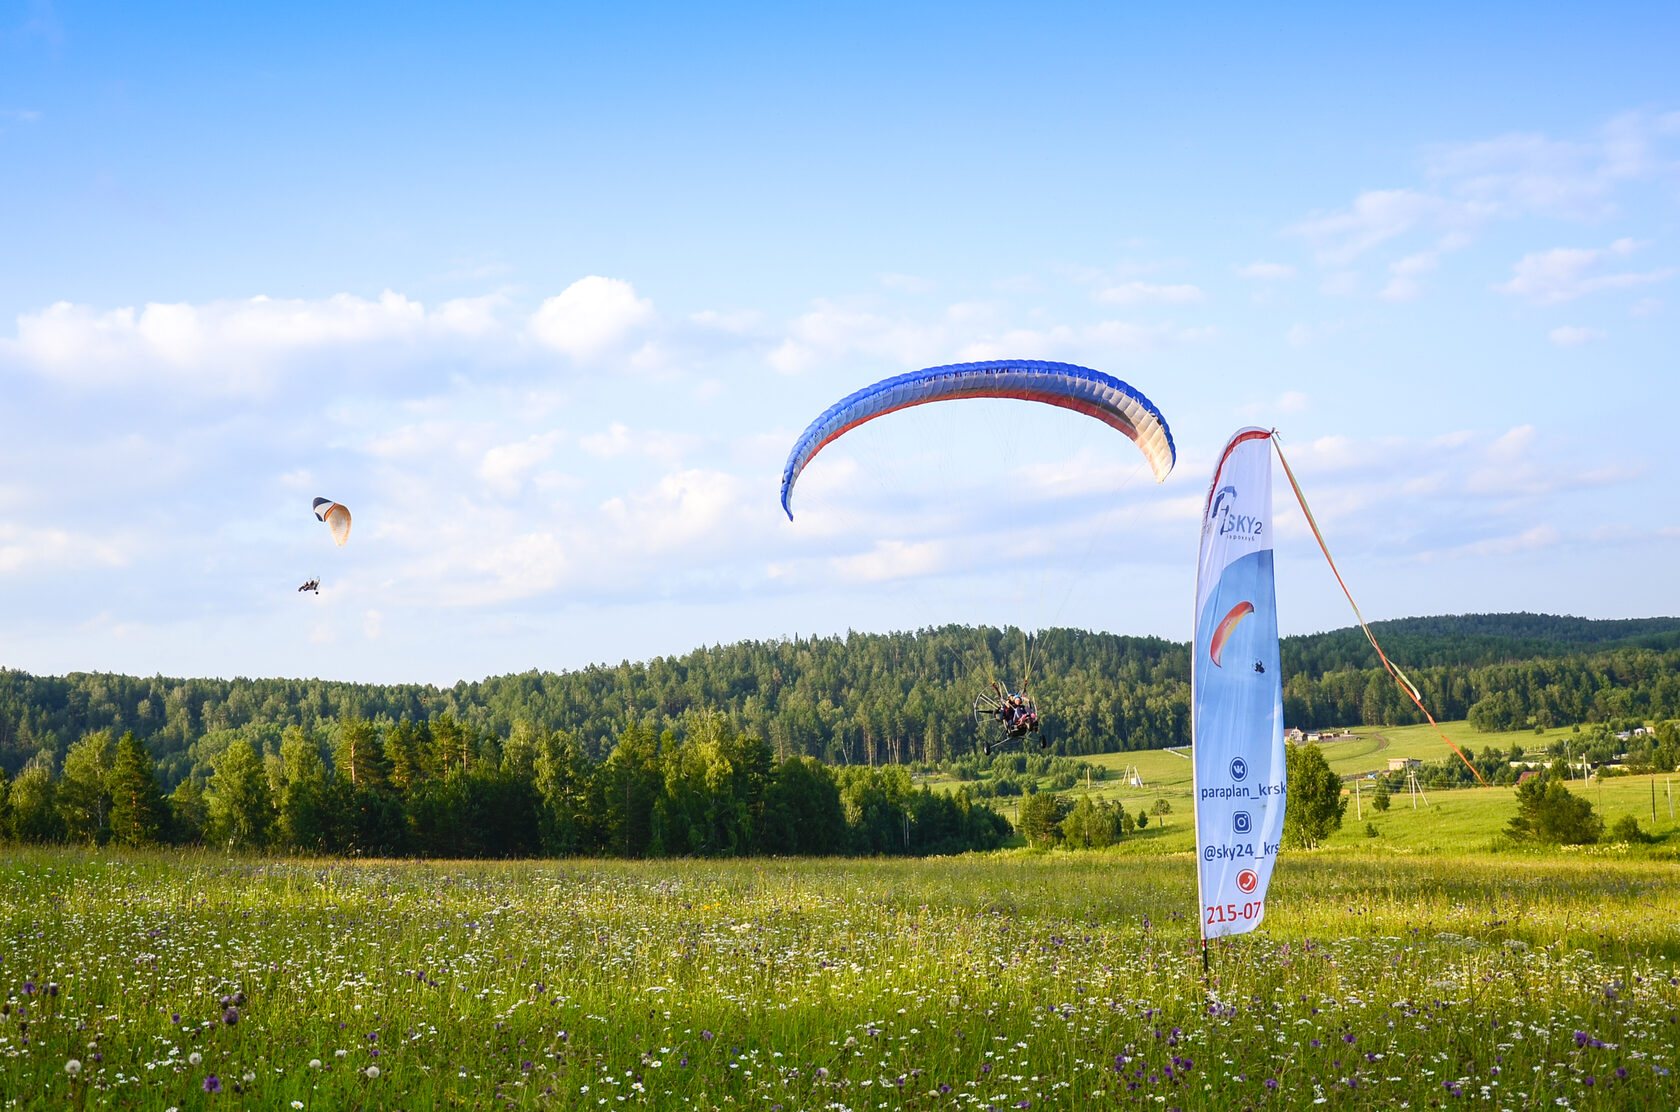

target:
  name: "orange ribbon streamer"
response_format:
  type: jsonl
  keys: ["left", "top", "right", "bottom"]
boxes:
{"left": 1271, "top": 432, "right": 1489, "bottom": 788}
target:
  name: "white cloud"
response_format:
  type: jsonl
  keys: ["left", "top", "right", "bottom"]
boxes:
{"left": 1548, "top": 326, "right": 1607, "bottom": 347}
{"left": 767, "top": 300, "right": 952, "bottom": 374}
{"left": 0, "top": 523, "right": 130, "bottom": 573}
{"left": 1379, "top": 251, "right": 1441, "bottom": 302}
{"left": 528, "top": 276, "right": 654, "bottom": 359}
{"left": 598, "top": 469, "right": 750, "bottom": 556}
{"left": 1096, "top": 281, "right": 1205, "bottom": 305}
{"left": 1232, "top": 262, "right": 1297, "bottom": 281}
{"left": 1496, "top": 238, "right": 1674, "bottom": 304}
{"left": 831, "top": 539, "right": 946, "bottom": 583}
{"left": 7, "top": 290, "right": 500, "bottom": 391}
{"left": 1319, "top": 271, "right": 1361, "bottom": 297}
{"left": 478, "top": 432, "right": 562, "bottom": 496}
{"left": 1630, "top": 297, "right": 1663, "bottom": 318}
{"left": 1426, "top": 112, "right": 1671, "bottom": 222}
{"left": 1287, "top": 190, "right": 1484, "bottom": 266}
{"left": 579, "top": 422, "right": 701, "bottom": 466}
{"left": 688, "top": 308, "right": 762, "bottom": 334}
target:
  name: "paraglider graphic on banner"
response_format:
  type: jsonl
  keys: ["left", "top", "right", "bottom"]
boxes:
{"left": 1192, "top": 428, "right": 1286, "bottom": 942}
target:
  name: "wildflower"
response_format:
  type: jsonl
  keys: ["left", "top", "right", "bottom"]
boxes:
{"left": 65, "top": 1059, "right": 82, "bottom": 1077}
{"left": 365, "top": 1066, "right": 380, "bottom": 1079}
{"left": 1264, "top": 1078, "right": 1279, "bottom": 1090}
{"left": 309, "top": 1059, "right": 322, "bottom": 1069}
{"left": 203, "top": 1074, "right": 222, "bottom": 1094}
{"left": 815, "top": 1067, "right": 828, "bottom": 1080}
{"left": 242, "top": 1072, "right": 255, "bottom": 1083}
{"left": 188, "top": 1052, "right": 203, "bottom": 1066}
{"left": 701, "top": 1030, "right": 715, "bottom": 1041}
{"left": 1615, "top": 1067, "right": 1628, "bottom": 1080}
{"left": 335, "top": 1049, "right": 348, "bottom": 1059}
{"left": 292, "top": 1103, "right": 304, "bottom": 1110}
{"left": 222, "top": 1008, "right": 239, "bottom": 1026}
{"left": 21, "top": 981, "right": 35, "bottom": 994}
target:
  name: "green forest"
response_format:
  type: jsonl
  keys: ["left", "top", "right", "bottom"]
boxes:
{"left": 1, "top": 612, "right": 1678, "bottom": 858}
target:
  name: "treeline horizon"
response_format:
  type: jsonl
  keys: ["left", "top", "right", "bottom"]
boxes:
{"left": 3, "top": 613, "right": 1679, "bottom": 792}
{"left": 0, "top": 711, "right": 1014, "bottom": 859}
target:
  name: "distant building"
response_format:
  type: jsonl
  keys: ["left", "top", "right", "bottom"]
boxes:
{"left": 1387, "top": 757, "right": 1421, "bottom": 772}
{"left": 1285, "top": 728, "right": 1305, "bottom": 742}
{"left": 1517, "top": 769, "right": 1542, "bottom": 786}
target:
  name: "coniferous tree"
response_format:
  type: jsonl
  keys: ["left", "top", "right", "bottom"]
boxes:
{"left": 276, "top": 728, "right": 329, "bottom": 851}
{"left": 1282, "top": 743, "right": 1347, "bottom": 849}
{"left": 107, "top": 731, "right": 165, "bottom": 847}
{"left": 168, "top": 778, "right": 208, "bottom": 844}
{"left": 206, "top": 736, "right": 274, "bottom": 848}
{"left": 334, "top": 717, "right": 388, "bottom": 792}
{"left": 1507, "top": 775, "right": 1604, "bottom": 845}
{"left": 1371, "top": 777, "right": 1391, "bottom": 812}
{"left": 533, "top": 727, "right": 588, "bottom": 855}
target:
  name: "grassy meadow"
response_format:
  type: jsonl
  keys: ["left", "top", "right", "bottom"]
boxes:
{"left": 930, "top": 721, "right": 1680, "bottom": 857}
{"left": 3, "top": 846, "right": 1678, "bottom": 1111}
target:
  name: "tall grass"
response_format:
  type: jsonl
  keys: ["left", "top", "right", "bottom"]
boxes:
{"left": 2, "top": 848, "right": 1675, "bottom": 1109}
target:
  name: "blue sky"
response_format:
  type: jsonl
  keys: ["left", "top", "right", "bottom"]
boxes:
{"left": 2, "top": 1, "right": 1676, "bottom": 684}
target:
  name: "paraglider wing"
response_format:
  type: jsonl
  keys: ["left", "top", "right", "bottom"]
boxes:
{"left": 1208, "top": 601, "right": 1255, "bottom": 667}
{"left": 312, "top": 498, "right": 352, "bottom": 546}
{"left": 778, "top": 359, "right": 1176, "bottom": 519}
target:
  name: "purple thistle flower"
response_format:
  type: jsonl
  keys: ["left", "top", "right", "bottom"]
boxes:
{"left": 21, "top": 982, "right": 34, "bottom": 995}
{"left": 1309, "top": 1038, "right": 1321, "bottom": 1049}
{"left": 203, "top": 1074, "right": 223, "bottom": 1093}
{"left": 1615, "top": 1066, "right": 1628, "bottom": 1080}
{"left": 222, "top": 1007, "right": 239, "bottom": 1026}
{"left": 521, "top": 1060, "right": 533, "bottom": 1071}
{"left": 1264, "top": 1078, "right": 1278, "bottom": 1090}
{"left": 700, "top": 1029, "right": 714, "bottom": 1042}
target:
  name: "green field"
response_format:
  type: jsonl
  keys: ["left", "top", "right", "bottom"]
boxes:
{"left": 3, "top": 847, "right": 1678, "bottom": 1110}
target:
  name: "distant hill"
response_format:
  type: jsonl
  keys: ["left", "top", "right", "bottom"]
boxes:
{"left": 1284, "top": 612, "right": 1680, "bottom": 676}
{"left": 2, "top": 612, "right": 1677, "bottom": 785}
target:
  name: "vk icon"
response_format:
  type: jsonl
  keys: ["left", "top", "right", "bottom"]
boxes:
{"left": 1229, "top": 756, "right": 1249, "bottom": 782}
{"left": 1233, "top": 811, "right": 1253, "bottom": 835}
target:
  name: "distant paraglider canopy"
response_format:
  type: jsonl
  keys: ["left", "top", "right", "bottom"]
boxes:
{"left": 312, "top": 498, "right": 351, "bottom": 546}
{"left": 779, "top": 359, "right": 1176, "bottom": 520}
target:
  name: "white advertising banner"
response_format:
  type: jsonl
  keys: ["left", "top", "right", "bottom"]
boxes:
{"left": 1193, "top": 428, "right": 1286, "bottom": 940}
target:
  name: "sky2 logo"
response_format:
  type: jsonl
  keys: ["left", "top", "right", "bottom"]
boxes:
{"left": 1209, "top": 485, "right": 1263, "bottom": 539}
